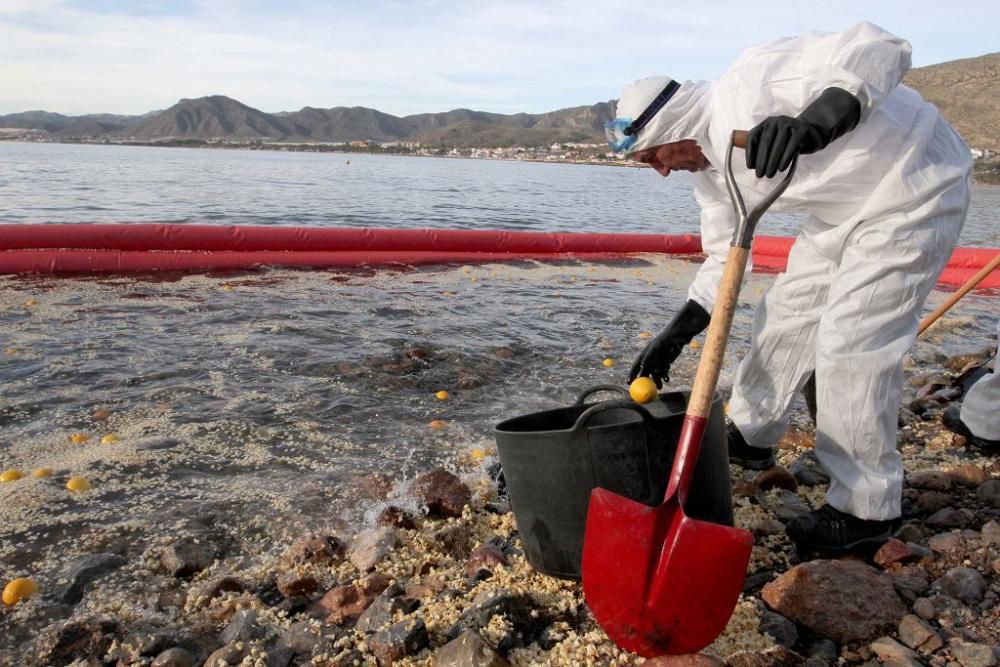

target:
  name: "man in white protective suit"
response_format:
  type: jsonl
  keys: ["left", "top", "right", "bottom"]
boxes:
{"left": 942, "top": 320, "right": 1000, "bottom": 452}
{"left": 613, "top": 21, "right": 973, "bottom": 556}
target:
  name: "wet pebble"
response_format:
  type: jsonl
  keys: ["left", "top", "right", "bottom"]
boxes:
{"left": 285, "top": 533, "right": 346, "bottom": 566}
{"left": 376, "top": 505, "right": 417, "bottom": 530}
{"left": 31, "top": 616, "right": 123, "bottom": 665}
{"left": 465, "top": 543, "right": 507, "bottom": 579}
{"left": 349, "top": 527, "right": 397, "bottom": 571}
{"left": 913, "top": 597, "right": 936, "bottom": 620}
{"left": 753, "top": 466, "right": 798, "bottom": 493}
{"left": 219, "top": 609, "right": 264, "bottom": 644}
{"left": 61, "top": 552, "right": 127, "bottom": 604}
{"left": 151, "top": 647, "right": 196, "bottom": 667}
{"left": 760, "top": 489, "right": 812, "bottom": 522}
{"left": 947, "top": 464, "right": 989, "bottom": 487}
{"left": 430, "top": 523, "right": 472, "bottom": 559}
{"left": 411, "top": 467, "right": 472, "bottom": 518}
{"left": 644, "top": 655, "right": 725, "bottom": 667}
{"left": 435, "top": 629, "right": 510, "bottom": 667}
{"left": 982, "top": 520, "right": 1000, "bottom": 546}
{"left": 370, "top": 617, "right": 429, "bottom": 665}
{"left": 757, "top": 608, "right": 798, "bottom": 649}
{"left": 160, "top": 536, "right": 216, "bottom": 578}
{"left": 276, "top": 570, "right": 318, "bottom": 598}
{"left": 356, "top": 584, "right": 410, "bottom": 634}
{"left": 314, "top": 574, "right": 390, "bottom": 625}
{"left": 203, "top": 642, "right": 246, "bottom": 667}
{"left": 928, "top": 531, "right": 966, "bottom": 553}
{"left": 916, "top": 491, "right": 954, "bottom": 514}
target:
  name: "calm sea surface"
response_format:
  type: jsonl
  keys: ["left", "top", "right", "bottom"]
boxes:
{"left": 0, "top": 142, "right": 996, "bottom": 606}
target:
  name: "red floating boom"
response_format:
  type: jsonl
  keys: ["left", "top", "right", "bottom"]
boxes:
{"left": 0, "top": 224, "right": 996, "bottom": 290}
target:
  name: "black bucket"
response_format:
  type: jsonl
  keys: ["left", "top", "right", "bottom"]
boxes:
{"left": 493, "top": 385, "right": 732, "bottom": 579}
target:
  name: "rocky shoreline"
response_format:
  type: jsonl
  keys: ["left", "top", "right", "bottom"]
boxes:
{"left": 2, "top": 347, "right": 999, "bottom": 666}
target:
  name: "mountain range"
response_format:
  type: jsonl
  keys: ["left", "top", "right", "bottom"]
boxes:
{"left": 2, "top": 53, "right": 997, "bottom": 150}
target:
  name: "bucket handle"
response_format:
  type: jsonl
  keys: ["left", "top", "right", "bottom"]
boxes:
{"left": 572, "top": 399, "right": 657, "bottom": 495}
{"left": 570, "top": 399, "right": 656, "bottom": 433}
{"left": 574, "top": 384, "right": 630, "bottom": 406}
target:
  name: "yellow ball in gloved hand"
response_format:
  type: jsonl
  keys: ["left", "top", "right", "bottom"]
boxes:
{"left": 629, "top": 377, "right": 658, "bottom": 404}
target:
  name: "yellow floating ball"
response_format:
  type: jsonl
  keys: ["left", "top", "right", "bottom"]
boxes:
{"left": 4, "top": 347, "right": 16, "bottom": 355}
{"left": 689, "top": 340, "right": 702, "bottom": 349}
{"left": 2, "top": 578, "right": 37, "bottom": 606}
{"left": 469, "top": 448, "right": 486, "bottom": 461}
{"left": 1, "top": 469, "right": 25, "bottom": 483}
{"left": 428, "top": 420, "right": 446, "bottom": 430}
{"left": 435, "top": 390, "right": 449, "bottom": 401}
{"left": 602, "top": 358, "right": 615, "bottom": 368}
{"left": 66, "top": 476, "right": 91, "bottom": 492}
{"left": 100, "top": 434, "right": 119, "bottom": 445}
{"left": 31, "top": 468, "right": 53, "bottom": 479}
{"left": 222, "top": 284, "right": 234, "bottom": 292}
{"left": 70, "top": 433, "right": 89, "bottom": 444}
{"left": 638, "top": 331, "right": 653, "bottom": 340}
{"left": 629, "top": 377, "right": 659, "bottom": 404}
{"left": 22, "top": 298, "right": 38, "bottom": 307}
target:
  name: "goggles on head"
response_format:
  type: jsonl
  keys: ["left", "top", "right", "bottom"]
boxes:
{"left": 604, "top": 79, "right": 681, "bottom": 153}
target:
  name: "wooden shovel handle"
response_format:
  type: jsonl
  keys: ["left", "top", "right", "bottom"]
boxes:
{"left": 918, "top": 252, "right": 1000, "bottom": 335}
{"left": 731, "top": 130, "right": 749, "bottom": 150}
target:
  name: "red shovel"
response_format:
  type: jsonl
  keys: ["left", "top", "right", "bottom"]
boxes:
{"left": 582, "top": 130, "right": 796, "bottom": 657}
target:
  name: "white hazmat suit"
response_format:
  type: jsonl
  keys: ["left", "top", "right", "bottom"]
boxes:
{"left": 617, "top": 22, "right": 972, "bottom": 520}
{"left": 961, "top": 320, "right": 1000, "bottom": 441}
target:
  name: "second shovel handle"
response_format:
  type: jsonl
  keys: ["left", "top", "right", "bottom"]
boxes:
{"left": 687, "top": 246, "right": 750, "bottom": 418}
{"left": 732, "top": 130, "right": 749, "bottom": 149}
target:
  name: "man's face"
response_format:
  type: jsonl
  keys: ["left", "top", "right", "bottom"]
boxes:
{"left": 631, "top": 140, "right": 707, "bottom": 177}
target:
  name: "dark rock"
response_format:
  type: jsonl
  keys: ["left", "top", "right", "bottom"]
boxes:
{"left": 873, "top": 539, "right": 913, "bottom": 568}
{"left": 758, "top": 609, "right": 798, "bottom": 648}
{"left": 789, "top": 451, "right": 830, "bottom": 487}
{"left": 754, "top": 466, "right": 799, "bottom": 493}
{"left": 358, "top": 472, "right": 395, "bottom": 500}
{"left": 916, "top": 491, "right": 954, "bottom": 513}
{"left": 907, "top": 542, "right": 933, "bottom": 559}
{"left": 932, "top": 567, "right": 987, "bottom": 605}
{"left": 151, "top": 647, "right": 197, "bottom": 667}
{"left": 448, "top": 589, "right": 535, "bottom": 645}
{"left": 285, "top": 534, "right": 346, "bottom": 566}
{"left": 219, "top": 609, "right": 264, "bottom": 644}
{"left": 726, "top": 646, "right": 805, "bottom": 667}
{"left": 894, "top": 523, "right": 925, "bottom": 543}
{"left": 949, "top": 640, "right": 998, "bottom": 667}
{"left": 204, "top": 643, "right": 246, "bottom": 666}
{"left": 926, "top": 507, "right": 975, "bottom": 530}
{"left": 912, "top": 597, "right": 935, "bottom": 620}
{"left": 136, "top": 437, "right": 182, "bottom": 451}
{"left": 743, "top": 570, "right": 777, "bottom": 595}
{"left": 806, "top": 639, "right": 838, "bottom": 663}
{"left": 982, "top": 520, "right": 1000, "bottom": 546}
{"left": 188, "top": 575, "right": 247, "bottom": 606}
{"left": 61, "top": 552, "right": 128, "bottom": 603}
{"left": 870, "top": 636, "right": 921, "bottom": 667}
{"left": 906, "top": 470, "right": 952, "bottom": 492}
{"left": 315, "top": 574, "right": 391, "bottom": 625}
{"left": 411, "top": 468, "right": 472, "bottom": 518}
{"left": 377, "top": 506, "right": 417, "bottom": 530}
{"left": 977, "top": 480, "right": 1000, "bottom": 508}
{"left": 161, "top": 536, "right": 216, "bottom": 577}
{"left": 734, "top": 479, "right": 762, "bottom": 498}
{"left": 356, "top": 584, "right": 406, "bottom": 634}
{"left": 434, "top": 629, "right": 510, "bottom": 666}
{"left": 269, "top": 619, "right": 333, "bottom": 666}
{"left": 465, "top": 544, "right": 508, "bottom": 579}
{"left": 760, "top": 489, "right": 812, "bottom": 522}
{"left": 761, "top": 559, "right": 906, "bottom": 644}
{"left": 369, "top": 618, "right": 429, "bottom": 665}
{"left": 276, "top": 570, "right": 318, "bottom": 598}
{"left": 31, "top": 616, "right": 123, "bottom": 665}
{"left": 349, "top": 527, "right": 397, "bottom": 571}
{"left": 888, "top": 567, "right": 930, "bottom": 603}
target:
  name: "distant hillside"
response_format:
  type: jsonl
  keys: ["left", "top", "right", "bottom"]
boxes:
{"left": 903, "top": 52, "right": 1000, "bottom": 151}
{"left": 0, "top": 53, "right": 996, "bottom": 149}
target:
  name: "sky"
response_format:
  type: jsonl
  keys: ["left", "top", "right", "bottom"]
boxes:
{"left": 1, "top": 0, "right": 998, "bottom": 117}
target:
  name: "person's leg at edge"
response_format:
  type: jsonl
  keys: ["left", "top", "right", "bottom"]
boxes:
{"left": 727, "top": 221, "right": 836, "bottom": 468}
{"left": 789, "top": 180, "right": 968, "bottom": 553}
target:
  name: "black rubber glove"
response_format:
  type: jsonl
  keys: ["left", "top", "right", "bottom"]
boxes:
{"left": 628, "top": 299, "right": 711, "bottom": 389}
{"left": 746, "top": 87, "right": 862, "bottom": 178}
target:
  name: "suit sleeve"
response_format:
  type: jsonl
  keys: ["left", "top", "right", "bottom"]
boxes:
{"left": 686, "top": 175, "right": 748, "bottom": 313}
{"left": 801, "top": 21, "right": 912, "bottom": 120}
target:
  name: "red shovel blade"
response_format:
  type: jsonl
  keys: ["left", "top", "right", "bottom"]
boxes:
{"left": 582, "top": 487, "right": 753, "bottom": 656}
